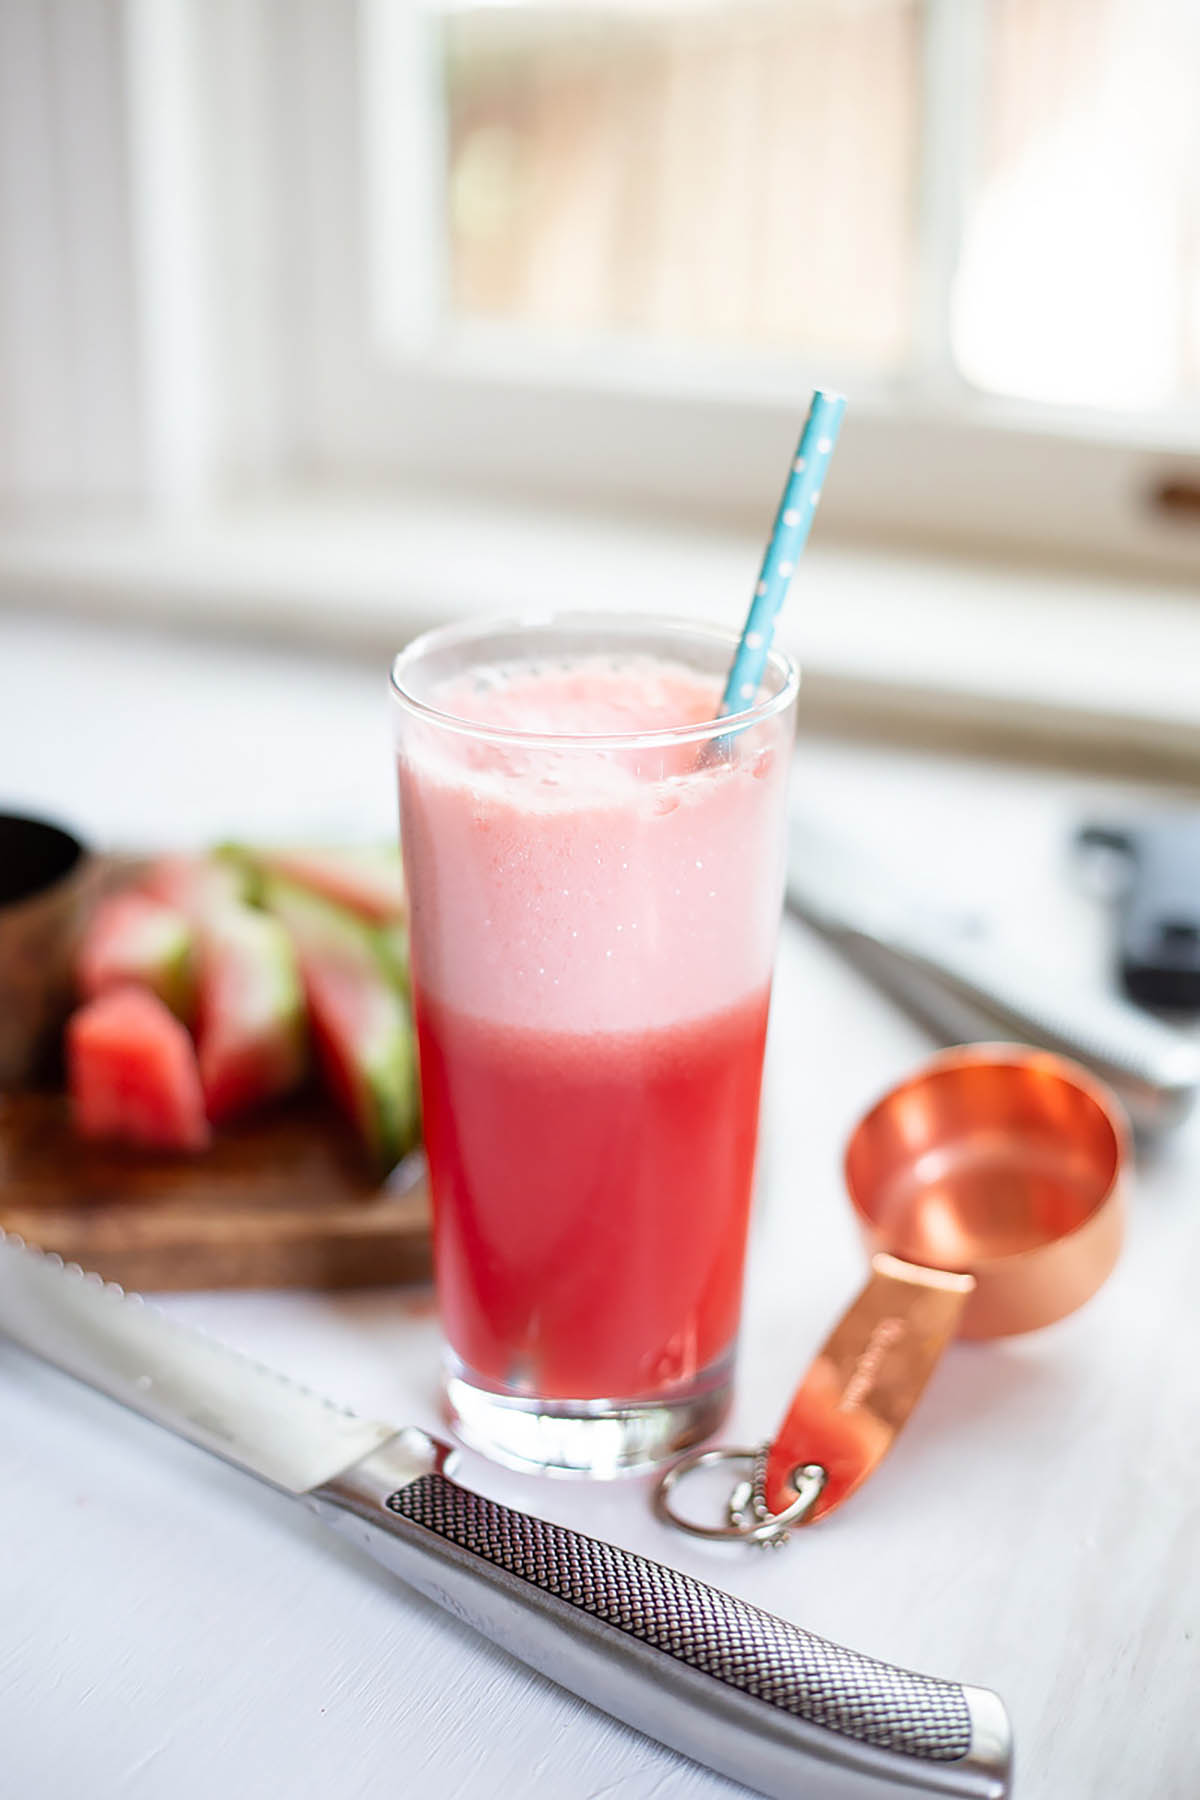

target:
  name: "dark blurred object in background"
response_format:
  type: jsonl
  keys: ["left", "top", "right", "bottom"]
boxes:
{"left": 1080, "top": 815, "right": 1200, "bottom": 1012}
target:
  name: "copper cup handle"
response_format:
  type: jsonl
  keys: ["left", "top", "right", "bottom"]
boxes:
{"left": 761, "top": 1253, "right": 975, "bottom": 1522}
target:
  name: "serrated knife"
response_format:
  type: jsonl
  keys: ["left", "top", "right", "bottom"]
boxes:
{"left": 0, "top": 1230, "right": 1011, "bottom": 1799}
{"left": 787, "top": 814, "right": 1200, "bottom": 1135}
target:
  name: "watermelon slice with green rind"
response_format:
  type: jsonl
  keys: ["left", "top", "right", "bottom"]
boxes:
{"left": 77, "top": 892, "right": 196, "bottom": 1021}
{"left": 68, "top": 986, "right": 210, "bottom": 1152}
{"left": 196, "top": 906, "right": 307, "bottom": 1124}
{"left": 141, "top": 855, "right": 249, "bottom": 920}
{"left": 261, "top": 877, "right": 419, "bottom": 1173}
{"left": 224, "top": 845, "right": 405, "bottom": 924}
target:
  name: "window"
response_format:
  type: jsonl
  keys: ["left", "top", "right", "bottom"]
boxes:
{"left": 440, "top": 1, "right": 921, "bottom": 373}
{"left": 2, "top": 0, "right": 1199, "bottom": 578}
{"left": 368, "top": 0, "right": 1200, "bottom": 421}
{"left": 345, "top": 0, "right": 1200, "bottom": 571}
{"left": 956, "top": 0, "right": 1200, "bottom": 413}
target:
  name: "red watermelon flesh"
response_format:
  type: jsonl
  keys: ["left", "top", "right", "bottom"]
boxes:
{"left": 197, "top": 907, "right": 306, "bottom": 1123}
{"left": 68, "top": 987, "right": 210, "bottom": 1152}
{"left": 77, "top": 891, "right": 196, "bottom": 1020}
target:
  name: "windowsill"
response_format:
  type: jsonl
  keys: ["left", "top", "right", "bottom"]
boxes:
{"left": 2, "top": 487, "right": 1199, "bottom": 778}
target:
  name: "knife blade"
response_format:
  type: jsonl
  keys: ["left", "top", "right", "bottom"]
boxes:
{"left": 787, "top": 814, "right": 1200, "bottom": 1134}
{"left": 0, "top": 1230, "right": 395, "bottom": 1490}
{"left": 0, "top": 1229, "right": 1011, "bottom": 1800}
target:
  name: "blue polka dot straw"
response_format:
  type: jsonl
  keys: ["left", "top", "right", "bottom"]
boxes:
{"left": 718, "top": 389, "right": 846, "bottom": 719}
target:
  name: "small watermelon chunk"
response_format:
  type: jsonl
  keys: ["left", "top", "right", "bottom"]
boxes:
{"left": 68, "top": 987, "right": 210, "bottom": 1152}
{"left": 228, "top": 845, "right": 405, "bottom": 924}
{"left": 141, "top": 854, "right": 247, "bottom": 921}
{"left": 77, "top": 892, "right": 196, "bottom": 1020}
{"left": 196, "top": 907, "right": 307, "bottom": 1124}
{"left": 262, "top": 877, "right": 419, "bottom": 1173}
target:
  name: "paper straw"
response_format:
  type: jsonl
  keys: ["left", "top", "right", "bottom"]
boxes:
{"left": 718, "top": 389, "right": 846, "bottom": 718}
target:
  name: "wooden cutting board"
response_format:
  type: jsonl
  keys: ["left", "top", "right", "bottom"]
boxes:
{"left": 0, "top": 1091, "right": 432, "bottom": 1292}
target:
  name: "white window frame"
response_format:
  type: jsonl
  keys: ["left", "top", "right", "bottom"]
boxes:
{"left": 274, "top": 0, "right": 1200, "bottom": 578}
{"left": 2, "top": 0, "right": 1199, "bottom": 583}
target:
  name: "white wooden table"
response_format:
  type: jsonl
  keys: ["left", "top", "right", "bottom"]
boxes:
{"left": 2, "top": 608, "right": 1198, "bottom": 1799}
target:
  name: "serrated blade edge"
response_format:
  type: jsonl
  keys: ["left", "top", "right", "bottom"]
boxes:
{"left": 0, "top": 1229, "right": 396, "bottom": 1493}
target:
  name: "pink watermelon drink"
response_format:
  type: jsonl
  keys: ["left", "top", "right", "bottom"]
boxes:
{"left": 392, "top": 616, "right": 798, "bottom": 1474}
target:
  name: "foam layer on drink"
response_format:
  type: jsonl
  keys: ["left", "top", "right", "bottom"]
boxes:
{"left": 428, "top": 654, "right": 725, "bottom": 740}
{"left": 398, "top": 654, "right": 792, "bottom": 1034}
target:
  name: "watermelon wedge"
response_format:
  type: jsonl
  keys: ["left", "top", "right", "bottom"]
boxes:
{"left": 141, "top": 854, "right": 247, "bottom": 920}
{"left": 261, "top": 877, "right": 419, "bottom": 1173}
{"left": 77, "top": 891, "right": 196, "bottom": 1020}
{"left": 196, "top": 907, "right": 307, "bottom": 1124}
{"left": 68, "top": 987, "right": 210, "bottom": 1152}
{"left": 227, "top": 845, "right": 405, "bottom": 924}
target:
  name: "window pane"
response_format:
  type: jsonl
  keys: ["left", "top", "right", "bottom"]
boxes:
{"left": 953, "top": 0, "right": 1200, "bottom": 411}
{"left": 443, "top": 0, "right": 920, "bottom": 372}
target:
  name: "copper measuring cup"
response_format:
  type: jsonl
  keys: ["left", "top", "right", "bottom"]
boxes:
{"left": 657, "top": 1044, "right": 1127, "bottom": 1542}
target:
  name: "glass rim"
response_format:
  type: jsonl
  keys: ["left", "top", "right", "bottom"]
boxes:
{"left": 389, "top": 610, "right": 800, "bottom": 752}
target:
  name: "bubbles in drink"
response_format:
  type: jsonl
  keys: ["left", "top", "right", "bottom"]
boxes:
{"left": 400, "top": 648, "right": 792, "bottom": 1037}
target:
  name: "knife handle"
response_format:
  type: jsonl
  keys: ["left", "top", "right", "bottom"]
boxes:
{"left": 311, "top": 1441, "right": 1010, "bottom": 1800}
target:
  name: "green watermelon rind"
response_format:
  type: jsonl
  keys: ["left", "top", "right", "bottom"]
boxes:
{"left": 124, "top": 909, "right": 196, "bottom": 1021}
{"left": 220, "top": 843, "right": 405, "bottom": 925}
{"left": 78, "top": 896, "right": 198, "bottom": 1023}
{"left": 156, "top": 926, "right": 197, "bottom": 1023}
{"left": 260, "top": 876, "right": 420, "bottom": 1172}
{"left": 197, "top": 905, "right": 308, "bottom": 1121}
{"left": 376, "top": 920, "right": 411, "bottom": 998}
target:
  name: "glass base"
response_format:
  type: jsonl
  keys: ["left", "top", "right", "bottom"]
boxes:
{"left": 442, "top": 1351, "right": 734, "bottom": 1479}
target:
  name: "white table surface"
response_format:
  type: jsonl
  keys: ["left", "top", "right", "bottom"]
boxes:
{"left": 2, "top": 607, "right": 1199, "bottom": 1800}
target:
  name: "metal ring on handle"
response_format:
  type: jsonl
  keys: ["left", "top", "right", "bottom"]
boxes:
{"left": 653, "top": 1444, "right": 826, "bottom": 1546}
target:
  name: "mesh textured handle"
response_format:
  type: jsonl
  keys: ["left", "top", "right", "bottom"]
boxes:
{"left": 388, "top": 1472, "right": 972, "bottom": 1763}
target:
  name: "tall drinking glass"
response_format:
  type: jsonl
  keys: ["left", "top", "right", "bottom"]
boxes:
{"left": 391, "top": 614, "right": 798, "bottom": 1476}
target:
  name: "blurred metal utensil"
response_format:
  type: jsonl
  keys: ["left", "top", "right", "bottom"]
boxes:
{"left": 786, "top": 815, "right": 1200, "bottom": 1134}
